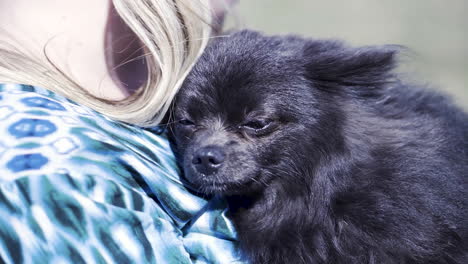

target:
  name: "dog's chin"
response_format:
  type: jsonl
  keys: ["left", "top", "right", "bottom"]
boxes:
{"left": 194, "top": 181, "right": 244, "bottom": 196}
{"left": 183, "top": 170, "right": 262, "bottom": 196}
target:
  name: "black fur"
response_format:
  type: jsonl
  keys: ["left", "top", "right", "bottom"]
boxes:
{"left": 168, "top": 30, "right": 468, "bottom": 264}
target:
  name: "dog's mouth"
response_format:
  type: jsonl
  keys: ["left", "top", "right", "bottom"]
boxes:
{"left": 197, "top": 180, "right": 242, "bottom": 194}
{"left": 182, "top": 169, "right": 261, "bottom": 195}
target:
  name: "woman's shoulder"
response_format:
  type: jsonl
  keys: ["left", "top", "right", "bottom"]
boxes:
{"left": 0, "top": 83, "right": 153, "bottom": 173}
{"left": 0, "top": 83, "right": 179, "bottom": 200}
{"left": 0, "top": 83, "right": 195, "bottom": 220}
{"left": 0, "top": 83, "right": 104, "bottom": 131}
{"left": 0, "top": 83, "right": 241, "bottom": 264}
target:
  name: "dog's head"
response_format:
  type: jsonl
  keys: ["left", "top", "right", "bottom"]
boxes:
{"left": 169, "top": 30, "right": 397, "bottom": 196}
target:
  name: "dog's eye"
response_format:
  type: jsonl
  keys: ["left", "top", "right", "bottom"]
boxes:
{"left": 178, "top": 119, "right": 195, "bottom": 126}
{"left": 243, "top": 120, "right": 269, "bottom": 130}
{"left": 240, "top": 119, "right": 274, "bottom": 135}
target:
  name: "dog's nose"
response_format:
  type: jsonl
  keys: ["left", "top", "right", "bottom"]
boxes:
{"left": 192, "top": 146, "right": 225, "bottom": 175}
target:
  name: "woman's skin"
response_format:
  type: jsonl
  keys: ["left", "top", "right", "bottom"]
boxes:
{"left": 0, "top": 0, "right": 236, "bottom": 101}
{"left": 0, "top": 0, "right": 127, "bottom": 100}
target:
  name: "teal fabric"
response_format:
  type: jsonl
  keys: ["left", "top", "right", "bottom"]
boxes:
{"left": 0, "top": 83, "right": 243, "bottom": 264}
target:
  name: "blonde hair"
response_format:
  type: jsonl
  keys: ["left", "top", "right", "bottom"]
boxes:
{"left": 0, "top": 0, "right": 213, "bottom": 126}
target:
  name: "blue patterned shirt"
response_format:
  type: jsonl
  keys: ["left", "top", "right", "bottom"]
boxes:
{"left": 0, "top": 83, "right": 243, "bottom": 264}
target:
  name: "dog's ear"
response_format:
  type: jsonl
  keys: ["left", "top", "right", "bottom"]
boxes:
{"left": 304, "top": 41, "right": 400, "bottom": 95}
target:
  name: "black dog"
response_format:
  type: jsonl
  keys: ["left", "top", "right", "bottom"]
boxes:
{"left": 168, "top": 30, "right": 468, "bottom": 263}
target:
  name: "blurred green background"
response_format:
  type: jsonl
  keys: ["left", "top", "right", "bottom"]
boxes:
{"left": 229, "top": 0, "right": 467, "bottom": 108}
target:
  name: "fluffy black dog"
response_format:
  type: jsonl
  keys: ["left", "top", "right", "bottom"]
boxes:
{"left": 168, "top": 30, "right": 468, "bottom": 263}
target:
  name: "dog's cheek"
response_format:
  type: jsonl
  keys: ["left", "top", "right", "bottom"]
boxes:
{"left": 255, "top": 134, "right": 289, "bottom": 167}
{"left": 224, "top": 147, "right": 255, "bottom": 177}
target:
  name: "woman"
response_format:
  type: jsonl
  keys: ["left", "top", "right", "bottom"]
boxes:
{"left": 0, "top": 0, "right": 241, "bottom": 263}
